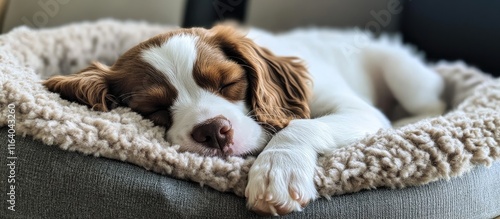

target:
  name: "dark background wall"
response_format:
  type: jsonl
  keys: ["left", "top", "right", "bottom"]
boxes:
{"left": 183, "top": 0, "right": 500, "bottom": 76}
{"left": 400, "top": 0, "right": 500, "bottom": 75}
{"left": 2, "top": 0, "right": 498, "bottom": 76}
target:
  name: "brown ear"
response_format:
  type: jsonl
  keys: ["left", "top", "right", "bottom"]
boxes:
{"left": 209, "top": 25, "right": 312, "bottom": 130}
{"left": 43, "top": 62, "right": 117, "bottom": 111}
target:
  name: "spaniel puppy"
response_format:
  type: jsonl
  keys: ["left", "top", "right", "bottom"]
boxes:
{"left": 44, "top": 25, "right": 445, "bottom": 216}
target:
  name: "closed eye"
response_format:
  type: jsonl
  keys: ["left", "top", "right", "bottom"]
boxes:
{"left": 145, "top": 109, "right": 164, "bottom": 116}
{"left": 144, "top": 109, "right": 172, "bottom": 128}
{"left": 219, "top": 81, "right": 238, "bottom": 92}
{"left": 216, "top": 76, "right": 248, "bottom": 101}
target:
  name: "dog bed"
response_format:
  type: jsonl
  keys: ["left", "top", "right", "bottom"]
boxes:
{"left": 0, "top": 20, "right": 499, "bottom": 199}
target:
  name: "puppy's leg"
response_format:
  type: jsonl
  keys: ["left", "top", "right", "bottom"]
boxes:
{"left": 246, "top": 93, "right": 390, "bottom": 216}
{"left": 365, "top": 45, "right": 446, "bottom": 118}
{"left": 245, "top": 120, "right": 326, "bottom": 216}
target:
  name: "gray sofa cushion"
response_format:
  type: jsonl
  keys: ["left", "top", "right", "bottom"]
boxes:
{"left": 1, "top": 127, "right": 499, "bottom": 218}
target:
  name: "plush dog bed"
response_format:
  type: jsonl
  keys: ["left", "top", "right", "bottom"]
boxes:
{"left": 1, "top": 19, "right": 499, "bottom": 202}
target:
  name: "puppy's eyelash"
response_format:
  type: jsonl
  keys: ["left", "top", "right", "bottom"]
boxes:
{"left": 219, "top": 75, "right": 246, "bottom": 91}
{"left": 219, "top": 81, "right": 238, "bottom": 91}
{"left": 144, "top": 108, "right": 167, "bottom": 116}
{"left": 145, "top": 110, "right": 160, "bottom": 116}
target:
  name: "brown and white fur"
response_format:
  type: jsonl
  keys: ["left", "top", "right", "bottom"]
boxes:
{"left": 44, "top": 25, "right": 445, "bottom": 216}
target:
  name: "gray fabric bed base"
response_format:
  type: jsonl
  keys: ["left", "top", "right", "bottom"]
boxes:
{"left": 1, "top": 127, "right": 499, "bottom": 219}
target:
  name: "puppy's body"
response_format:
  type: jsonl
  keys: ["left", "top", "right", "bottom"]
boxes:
{"left": 249, "top": 28, "right": 444, "bottom": 118}
{"left": 244, "top": 28, "right": 445, "bottom": 215}
{"left": 44, "top": 26, "right": 445, "bottom": 216}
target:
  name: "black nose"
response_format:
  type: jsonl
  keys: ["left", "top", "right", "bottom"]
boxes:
{"left": 191, "top": 116, "right": 233, "bottom": 150}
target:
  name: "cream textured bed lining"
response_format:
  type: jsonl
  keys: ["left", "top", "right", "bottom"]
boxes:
{"left": 1, "top": 20, "right": 499, "bottom": 197}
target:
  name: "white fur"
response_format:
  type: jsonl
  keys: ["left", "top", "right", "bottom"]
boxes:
{"left": 144, "top": 28, "right": 445, "bottom": 215}
{"left": 244, "top": 28, "right": 445, "bottom": 215}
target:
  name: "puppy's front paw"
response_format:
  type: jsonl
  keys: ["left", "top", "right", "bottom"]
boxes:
{"left": 245, "top": 151, "right": 317, "bottom": 216}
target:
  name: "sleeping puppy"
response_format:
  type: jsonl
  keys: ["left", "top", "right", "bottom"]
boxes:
{"left": 43, "top": 25, "right": 445, "bottom": 216}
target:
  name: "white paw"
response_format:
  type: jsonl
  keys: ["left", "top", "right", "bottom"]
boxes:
{"left": 245, "top": 150, "right": 318, "bottom": 216}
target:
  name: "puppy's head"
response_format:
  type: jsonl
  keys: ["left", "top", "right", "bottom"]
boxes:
{"left": 44, "top": 26, "right": 311, "bottom": 156}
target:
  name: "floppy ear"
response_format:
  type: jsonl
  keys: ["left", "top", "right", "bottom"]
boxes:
{"left": 209, "top": 25, "right": 312, "bottom": 130}
{"left": 43, "top": 62, "right": 118, "bottom": 111}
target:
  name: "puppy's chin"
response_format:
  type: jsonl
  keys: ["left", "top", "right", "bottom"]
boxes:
{"left": 172, "top": 125, "right": 269, "bottom": 157}
{"left": 175, "top": 143, "right": 257, "bottom": 157}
